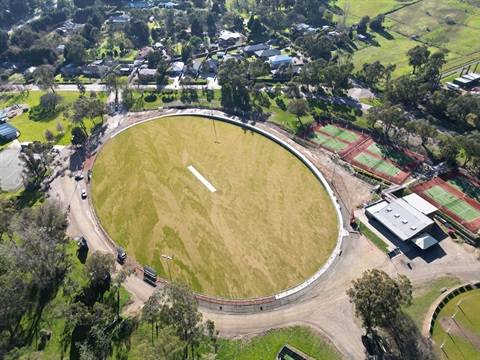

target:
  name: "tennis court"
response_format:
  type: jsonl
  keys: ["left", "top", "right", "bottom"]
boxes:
{"left": 308, "top": 132, "right": 348, "bottom": 152}
{"left": 424, "top": 186, "right": 480, "bottom": 222}
{"left": 320, "top": 124, "right": 359, "bottom": 143}
{"left": 353, "top": 152, "right": 401, "bottom": 177}
{"left": 366, "top": 143, "right": 413, "bottom": 166}
{"left": 447, "top": 176, "right": 480, "bottom": 203}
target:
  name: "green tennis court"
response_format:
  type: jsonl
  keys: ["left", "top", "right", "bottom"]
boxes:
{"left": 447, "top": 176, "right": 480, "bottom": 203}
{"left": 353, "top": 152, "right": 401, "bottom": 177}
{"left": 319, "top": 125, "right": 359, "bottom": 143}
{"left": 424, "top": 186, "right": 480, "bottom": 222}
{"left": 308, "top": 132, "right": 348, "bottom": 152}
{"left": 366, "top": 143, "right": 413, "bottom": 166}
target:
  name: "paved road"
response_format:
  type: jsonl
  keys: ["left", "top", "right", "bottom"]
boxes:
{"left": 47, "top": 109, "right": 480, "bottom": 359}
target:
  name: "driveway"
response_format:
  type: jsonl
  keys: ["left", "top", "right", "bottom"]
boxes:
{"left": 0, "top": 140, "right": 23, "bottom": 191}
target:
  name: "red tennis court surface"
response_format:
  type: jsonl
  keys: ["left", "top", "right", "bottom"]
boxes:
{"left": 410, "top": 171, "right": 480, "bottom": 233}
{"left": 305, "top": 123, "right": 424, "bottom": 185}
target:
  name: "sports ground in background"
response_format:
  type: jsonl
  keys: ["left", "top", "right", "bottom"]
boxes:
{"left": 431, "top": 288, "right": 480, "bottom": 359}
{"left": 91, "top": 116, "right": 338, "bottom": 299}
{"left": 410, "top": 171, "right": 480, "bottom": 233}
{"left": 306, "top": 123, "right": 423, "bottom": 184}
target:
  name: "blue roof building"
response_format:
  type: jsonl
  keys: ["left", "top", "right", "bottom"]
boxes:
{"left": 0, "top": 123, "right": 19, "bottom": 141}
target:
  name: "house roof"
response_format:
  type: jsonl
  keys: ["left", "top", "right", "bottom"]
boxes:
{"left": 255, "top": 49, "right": 281, "bottom": 58}
{"left": 139, "top": 68, "right": 157, "bottom": 75}
{"left": 411, "top": 233, "right": 438, "bottom": 250}
{"left": 268, "top": 54, "right": 292, "bottom": 63}
{"left": 0, "top": 123, "right": 18, "bottom": 140}
{"left": 169, "top": 62, "right": 184, "bottom": 72}
{"left": 218, "top": 30, "right": 244, "bottom": 41}
{"left": 242, "top": 43, "right": 269, "bottom": 53}
{"left": 402, "top": 193, "right": 438, "bottom": 216}
{"left": 366, "top": 198, "right": 434, "bottom": 241}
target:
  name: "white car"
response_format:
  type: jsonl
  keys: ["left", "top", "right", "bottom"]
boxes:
{"left": 74, "top": 173, "right": 84, "bottom": 181}
{"left": 81, "top": 189, "right": 87, "bottom": 199}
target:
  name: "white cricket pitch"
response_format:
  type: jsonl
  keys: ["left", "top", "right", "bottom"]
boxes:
{"left": 188, "top": 165, "right": 217, "bottom": 192}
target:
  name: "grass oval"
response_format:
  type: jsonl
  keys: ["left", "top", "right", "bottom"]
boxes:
{"left": 92, "top": 116, "right": 338, "bottom": 298}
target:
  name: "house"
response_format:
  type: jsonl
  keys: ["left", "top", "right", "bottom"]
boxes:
{"left": 328, "top": 31, "right": 341, "bottom": 38}
{"left": 106, "top": 14, "right": 131, "bottom": 25}
{"left": 222, "top": 53, "right": 243, "bottom": 62}
{"left": 117, "top": 64, "right": 134, "bottom": 75}
{"left": 23, "top": 66, "right": 37, "bottom": 78}
{"left": 168, "top": 61, "right": 185, "bottom": 76}
{"left": 291, "top": 23, "right": 317, "bottom": 33}
{"left": 158, "top": 2, "right": 179, "bottom": 8}
{"left": 365, "top": 197, "right": 438, "bottom": 249}
{"left": 0, "top": 123, "right": 19, "bottom": 141}
{"left": 56, "top": 44, "right": 65, "bottom": 53}
{"left": 254, "top": 48, "right": 281, "bottom": 60}
{"left": 217, "top": 30, "right": 246, "bottom": 47}
{"left": 83, "top": 60, "right": 109, "bottom": 78}
{"left": 138, "top": 68, "right": 157, "bottom": 81}
{"left": 191, "top": 59, "right": 218, "bottom": 76}
{"left": 240, "top": 43, "right": 269, "bottom": 55}
{"left": 136, "top": 46, "right": 154, "bottom": 60}
{"left": 268, "top": 54, "right": 292, "bottom": 69}
{"left": 61, "top": 63, "right": 82, "bottom": 76}
{"left": 453, "top": 73, "right": 480, "bottom": 89}
{"left": 127, "top": 1, "right": 154, "bottom": 8}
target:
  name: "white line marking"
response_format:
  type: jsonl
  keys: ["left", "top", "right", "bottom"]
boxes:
{"left": 187, "top": 165, "right": 216, "bottom": 192}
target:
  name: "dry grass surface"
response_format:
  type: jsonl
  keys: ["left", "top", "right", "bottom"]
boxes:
{"left": 92, "top": 116, "right": 338, "bottom": 298}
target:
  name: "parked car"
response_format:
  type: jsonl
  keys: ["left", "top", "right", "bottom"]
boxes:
{"left": 117, "top": 247, "right": 127, "bottom": 262}
{"left": 77, "top": 236, "right": 87, "bottom": 249}
{"left": 75, "top": 173, "right": 84, "bottom": 181}
{"left": 81, "top": 189, "right": 87, "bottom": 199}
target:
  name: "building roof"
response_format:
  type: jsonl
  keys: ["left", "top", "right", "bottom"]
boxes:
{"left": 169, "top": 61, "right": 184, "bottom": 72}
{"left": 0, "top": 123, "right": 18, "bottom": 140}
{"left": 139, "top": 68, "right": 157, "bottom": 75}
{"left": 268, "top": 54, "right": 292, "bottom": 63}
{"left": 254, "top": 49, "right": 281, "bottom": 58}
{"left": 411, "top": 233, "right": 438, "bottom": 250}
{"left": 242, "top": 43, "right": 269, "bottom": 53}
{"left": 454, "top": 77, "right": 472, "bottom": 84}
{"left": 218, "top": 30, "right": 244, "bottom": 41}
{"left": 402, "top": 193, "right": 438, "bottom": 216}
{"left": 366, "top": 198, "right": 434, "bottom": 241}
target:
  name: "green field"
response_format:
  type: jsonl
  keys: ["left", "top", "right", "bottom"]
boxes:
{"left": 214, "top": 326, "right": 342, "bottom": 360}
{"left": 353, "top": 152, "right": 401, "bottom": 177}
{"left": 366, "top": 143, "right": 413, "bottom": 166}
{"left": 308, "top": 132, "right": 348, "bottom": 152}
{"left": 447, "top": 176, "right": 480, "bottom": 203}
{"left": 319, "top": 125, "right": 359, "bottom": 143}
{"left": 0, "top": 91, "right": 99, "bottom": 147}
{"left": 92, "top": 116, "right": 338, "bottom": 298}
{"left": 431, "top": 289, "right": 480, "bottom": 359}
{"left": 424, "top": 186, "right": 480, "bottom": 222}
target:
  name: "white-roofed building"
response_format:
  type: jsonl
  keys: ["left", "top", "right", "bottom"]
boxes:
{"left": 401, "top": 193, "right": 438, "bottom": 217}
{"left": 366, "top": 197, "right": 435, "bottom": 246}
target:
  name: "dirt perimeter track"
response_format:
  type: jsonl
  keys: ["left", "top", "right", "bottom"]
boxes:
{"left": 50, "top": 108, "right": 480, "bottom": 359}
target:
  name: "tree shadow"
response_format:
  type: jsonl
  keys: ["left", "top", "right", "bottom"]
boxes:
{"left": 376, "top": 29, "right": 395, "bottom": 40}
{"left": 28, "top": 105, "right": 61, "bottom": 122}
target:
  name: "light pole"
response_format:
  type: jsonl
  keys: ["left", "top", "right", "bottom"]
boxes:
{"left": 161, "top": 254, "right": 172, "bottom": 282}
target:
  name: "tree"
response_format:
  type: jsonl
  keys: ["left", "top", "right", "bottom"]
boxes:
{"left": 369, "top": 14, "right": 385, "bottom": 32}
{"left": 418, "top": 50, "right": 448, "bottom": 91}
{"left": 159, "top": 283, "right": 204, "bottom": 360}
{"left": 249, "top": 18, "right": 264, "bottom": 39}
{"left": 416, "top": 119, "right": 437, "bottom": 146}
{"left": 0, "top": 197, "right": 15, "bottom": 242}
{"left": 406, "top": 45, "right": 430, "bottom": 74}
{"left": 19, "top": 142, "right": 53, "bottom": 185}
{"left": 438, "top": 136, "right": 460, "bottom": 166}
{"left": 64, "top": 36, "right": 88, "bottom": 63}
{"left": 142, "top": 290, "right": 163, "bottom": 344}
{"left": 71, "top": 126, "right": 87, "bottom": 145}
{"left": 446, "top": 93, "right": 480, "bottom": 130}
{"left": 44, "top": 129, "right": 55, "bottom": 142}
{"left": 346, "top": 269, "right": 412, "bottom": 334}
{"left": 33, "top": 65, "right": 57, "bottom": 93}
{"left": 0, "top": 30, "right": 8, "bottom": 55}
{"left": 367, "top": 103, "right": 405, "bottom": 138}
{"left": 39, "top": 92, "right": 63, "bottom": 112}
{"left": 288, "top": 98, "right": 310, "bottom": 126}
{"left": 104, "top": 74, "right": 120, "bottom": 106}
{"left": 190, "top": 18, "right": 203, "bottom": 38}
{"left": 147, "top": 51, "right": 163, "bottom": 69}
{"left": 357, "top": 15, "right": 370, "bottom": 34}
{"left": 125, "top": 19, "right": 150, "bottom": 46}
{"left": 83, "top": 252, "right": 116, "bottom": 289}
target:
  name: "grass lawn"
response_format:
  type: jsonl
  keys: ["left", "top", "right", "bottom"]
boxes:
{"left": 431, "top": 288, "right": 480, "bottom": 360}
{"left": 405, "top": 275, "right": 461, "bottom": 329}
{"left": 0, "top": 91, "right": 100, "bottom": 147}
{"left": 319, "top": 124, "right": 359, "bottom": 143}
{"left": 92, "top": 116, "right": 339, "bottom": 298}
{"left": 214, "top": 326, "right": 342, "bottom": 360}
{"left": 353, "top": 152, "right": 401, "bottom": 178}
{"left": 447, "top": 176, "right": 480, "bottom": 203}
{"left": 424, "top": 186, "right": 480, "bottom": 222}
{"left": 308, "top": 132, "right": 348, "bottom": 152}
{"left": 366, "top": 143, "right": 413, "bottom": 166}
{"left": 346, "top": 0, "right": 417, "bottom": 24}
{"left": 358, "top": 220, "right": 389, "bottom": 253}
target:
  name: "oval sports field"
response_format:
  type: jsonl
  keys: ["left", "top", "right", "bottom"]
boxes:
{"left": 91, "top": 116, "right": 338, "bottom": 299}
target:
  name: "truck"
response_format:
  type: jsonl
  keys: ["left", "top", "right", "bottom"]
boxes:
{"left": 446, "top": 82, "right": 460, "bottom": 91}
